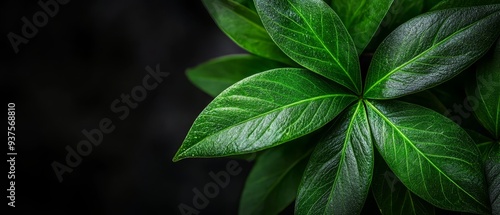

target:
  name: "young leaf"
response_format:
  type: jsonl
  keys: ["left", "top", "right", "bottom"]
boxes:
{"left": 174, "top": 68, "right": 357, "bottom": 161}
{"left": 239, "top": 137, "right": 313, "bottom": 215}
{"left": 187, "top": 54, "right": 285, "bottom": 97}
{"left": 329, "top": 0, "right": 394, "bottom": 54}
{"left": 202, "top": 0, "right": 294, "bottom": 65}
{"left": 254, "top": 0, "right": 362, "bottom": 94}
{"left": 365, "top": 100, "right": 490, "bottom": 214}
{"left": 296, "top": 101, "right": 373, "bottom": 215}
{"left": 467, "top": 39, "right": 500, "bottom": 139}
{"left": 372, "top": 153, "right": 436, "bottom": 215}
{"left": 364, "top": 5, "right": 500, "bottom": 99}
{"left": 431, "top": 0, "right": 500, "bottom": 11}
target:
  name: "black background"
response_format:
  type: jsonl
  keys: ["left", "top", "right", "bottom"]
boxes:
{"left": 1, "top": 0, "right": 258, "bottom": 214}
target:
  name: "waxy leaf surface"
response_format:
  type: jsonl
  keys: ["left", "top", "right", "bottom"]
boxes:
{"left": 365, "top": 100, "right": 489, "bottom": 214}
{"left": 255, "top": 0, "right": 362, "bottom": 94}
{"left": 365, "top": 5, "right": 500, "bottom": 99}
{"left": 296, "top": 101, "right": 373, "bottom": 215}
{"left": 174, "top": 68, "right": 357, "bottom": 161}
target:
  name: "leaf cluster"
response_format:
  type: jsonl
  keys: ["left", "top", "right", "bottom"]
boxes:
{"left": 176, "top": 0, "right": 500, "bottom": 214}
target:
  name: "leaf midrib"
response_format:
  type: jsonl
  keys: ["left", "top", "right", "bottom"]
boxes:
{"left": 365, "top": 101, "right": 488, "bottom": 209}
{"left": 365, "top": 9, "right": 499, "bottom": 95}
{"left": 323, "top": 101, "right": 362, "bottom": 215}
{"left": 284, "top": 0, "right": 357, "bottom": 91}
{"left": 179, "top": 94, "right": 356, "bottom": 157}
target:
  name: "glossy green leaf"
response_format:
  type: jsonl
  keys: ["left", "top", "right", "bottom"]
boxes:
{"left": 364, "top": 5, "right": 500, "bottom": 99}
{"left": 239, "top": 138, "right": 313, "bottom": 215}
{"left": 372, "top": 153, "right": 435, "bottom": 215}
{"left": 467, "top": 39, "right": 500, "bottom": 138}
{"left": 431, "top": 0, "right": 500, "bottom": 11}
{"left": 254, "top": 0, "right": 362, "bottom": 94}
{"left": 174, "top": 68, "right": 357, "bottom": 161}
{"left": 330, "top": 0, "right": 394, "bottom": 54}
{"left": 296, "top": 101, "right": 373, "bottom": 215}
{"left": 187, "top": 54, "right": 285, "bottom": 97}
{"left": 365, "top": 100, "right": 489, "bottom": 214}
{"left": 202, "top": 0, "right": 294, "bottom": 65}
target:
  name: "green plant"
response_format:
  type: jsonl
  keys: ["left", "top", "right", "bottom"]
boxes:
{"left": 174, "top": 0, "right": 500, "bottom": 214}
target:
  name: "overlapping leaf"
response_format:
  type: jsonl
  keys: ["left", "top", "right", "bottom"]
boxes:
{"left": 365, "top": 100, "right": 489, "bottom": 214}
{"left": 296, "top": 101, "right": 373, "bottom": 215}
{"left": 484, "top": 143, "right": 500, "bottom": 215}
{"left": 203, "top": 0, "right": 294, "bottom": 65}
{"left": 467, "top": 39, "right": 500, "bottom": 138}
{"left": 255, "top": 0, "right": 362, "bottom": 94}
{"left": 187, "top": 54, "right": 285, "bottom": 97}
{"left": 174, "top": 68, "right": 357, "bottom": 161}
{"left": 364, "top": 5, "right": 500, "bottom": 99}
{"left": 372, "top": 154, "right": 435, "bottom": 215}
{"left": 469, "top": 129, "right": 500, "bottom": 215}
{"left": 329, "top": 0, "right": 394, "bottom": 54}
{"left": 239, "top": 138, "right": 313, "bottom": 215}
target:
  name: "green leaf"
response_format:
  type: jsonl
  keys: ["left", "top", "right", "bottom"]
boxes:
{"left": 365, "top": 100, "right": 490, "bottom": 214}
{"left": 467, "top": 129, "right": 496, "bottom": 158}
{"left": 484, "top": 143, "right": 500, "bottom": 215}
{"left": 364, "top": 5, "right": 500, "bottom": 99}
{"left": 383, "top": 0, "right": 424, "bottom": 30}
{"left": 330, "top": 0, "right": 394, "bottom": 54}
{"left": 254, "top": 0, "right": 362, "bottom": 94}
{"left": 366, "top": 0, "right": 424, "bottom": 52}
{"left": 202, "top": 0, "right": 294, "bottom": 65}
{"left": 233, "top": 0, "right": 256, "bottom": 11}
{"left": 174, "top": 68, "right": 357, "bottom": 161}
{"left": 467, "top": 39, "right": 500, "bottom": 139}
{"left": 431, "top": 0, "right": 500, "bottom": 11}
{"left": 424, "top": 0, "right": 443, "bottom": 11}
{"left": 187, "top": 54, "right": 285, "bottom": 97}
{"left": 372, "top": 152, "right": 435, "bottom": 215}
{"left": 296, "top": 101, "right": 373, "bottom": 215}
{"left": 239, "top": 137, "right": 313, "bottom": 215}
{"left": 468, "top": 130, "right": 500, "bottom": 215}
